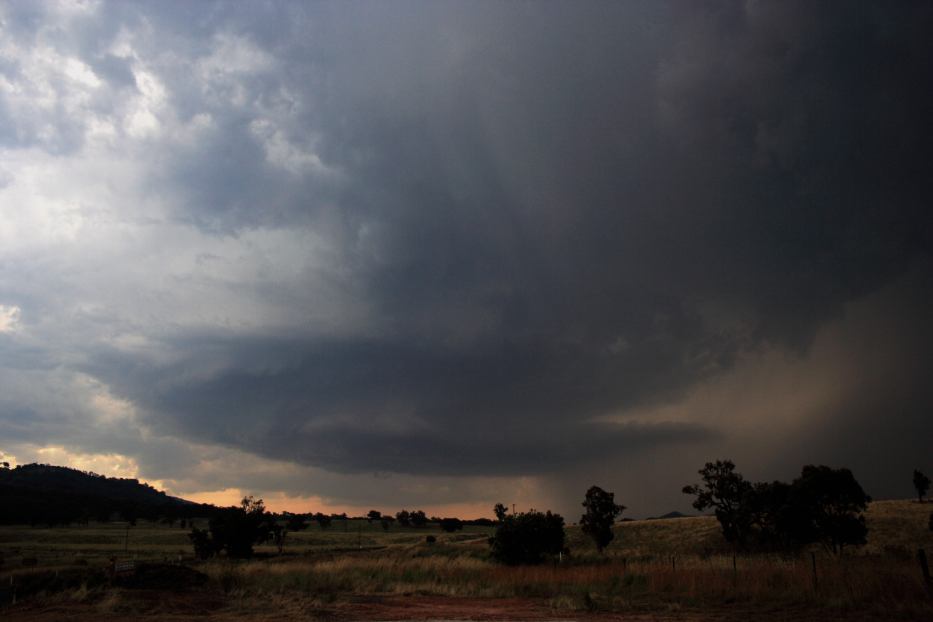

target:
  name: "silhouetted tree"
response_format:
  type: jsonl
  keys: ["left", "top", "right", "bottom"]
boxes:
{"left": 367, "top": 510, "right": 382, "bottom": 522}
{"left": 395, "top": 510, "right": 411, "bottom": 527}
{"left": 439, "top": 517, "right": 463, "bottom": 532}
{"left": 580, "top": 486, "right": 625, "bottom": 553}
{"left": 489, "top": 510, "right": 565, "bottom": 565}
{"left": 494, "top": 503, "right": 508, "bottom": 522}
{"left": 914, "top": 469, "right": 930, "bottom": 503}
{"left": 194, "top": 496, "right": 274, "bottom": 559}
{"left": 409, "top": 510, "right": 428, "bottom": 527}
{"left": 791, "top": 465, "right": 869, "bottom": 554}
{"left": 285, "top": 513, "right": 309, "bottom": 532}
{"left": 683, "top": 460, "right": 755, "bottom": 546}
{"left": 313, "top": 512, "right": 332, "bottom": 529}
{"left": 189, "top": 526, "right": 216, "bottom": 560}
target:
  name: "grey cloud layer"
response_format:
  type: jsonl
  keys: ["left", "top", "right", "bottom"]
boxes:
{"left": 1, "top": 1, "right": 931, "bottom": 511}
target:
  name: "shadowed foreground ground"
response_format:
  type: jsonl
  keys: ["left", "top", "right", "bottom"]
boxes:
{"left": 2, "top": 500, "right": 932, "bottom": 621}
{"left": 5, "top": 593, "right": 922, "bottom": 622}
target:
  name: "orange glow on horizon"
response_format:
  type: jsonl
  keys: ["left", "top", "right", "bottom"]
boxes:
{"left": 180, "top": 488, "right": 496, "bottom": 520}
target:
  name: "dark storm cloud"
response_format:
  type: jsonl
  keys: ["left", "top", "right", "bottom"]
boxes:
{"left": 94, "top": 2, "right": 931, "bottom": 466}
{"left": 84, "top": 334, "right": 715, "bottom": 475}
{"left": 2, "top": 1, "right": 932, "bottom": 506}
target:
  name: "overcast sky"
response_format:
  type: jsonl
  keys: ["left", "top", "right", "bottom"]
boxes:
{"left": 0, "top": 1, "right": 931, "bottom": 518}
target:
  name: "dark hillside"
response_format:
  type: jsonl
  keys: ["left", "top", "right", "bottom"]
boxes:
{"left": 0, "top": 463, "right": 214, "bottom": 526}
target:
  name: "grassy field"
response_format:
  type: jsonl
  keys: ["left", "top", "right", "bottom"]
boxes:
{"left": 1, "top": 500, "right": 932, "bottom": 620}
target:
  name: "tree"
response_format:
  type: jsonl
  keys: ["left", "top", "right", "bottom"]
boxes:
{"left": 367, "top": 510, "right": 382, "bottom": 522}
{"left": 439, "top": 517, "right": 463, "bottom": 532}
{"left": 914, "top": 469, "right": 930, "bottom": 503}
{"left": 683, "top": 460, "right": 755, "bottom": 546}
{"left": 192, "top": 496, "right": 275, "bottom": 559}
{"left": 488, "top": 509, "right": 565, "bottom": 565}
{"left": 285, "top": 513, "right": 309, "bottom": 532}
{"left": 790, "top": 465, "right": 870, "bottom": 554}
{"left": 494, "top": 503, "right": 508, "bottom": 522}
{"left": 580, "top": 486, "right": 625, "bottom": 553}
{"left": 396, "top": 510, "right": 411, "bottom": 527}
{"left": 271, "top": 523, "right": 286, "bottom": 553}
{"left": 409, "top": 510, "right": 428, "bottom": 527}
{"left": 312, "top": 512, "right": 332, "bottom": 529}
{"left": 188, "top": 526, "right": 216, "bottom": 560}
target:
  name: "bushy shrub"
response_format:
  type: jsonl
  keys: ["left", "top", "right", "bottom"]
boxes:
{"left": 439, "top": 517, "right": 463, "bottom": 532}
{"left": 489, "top": 509, "right": 565, "bottom": 565}
{"left": 189, "top": 496, "right": 274, "bottom": 559}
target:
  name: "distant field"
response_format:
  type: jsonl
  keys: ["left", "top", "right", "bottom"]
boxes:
{"left": 0, "top": 518, "right": 493, "bottom": 568}
{"left": 2, "top": 500, "right": 932, "bottom": 620}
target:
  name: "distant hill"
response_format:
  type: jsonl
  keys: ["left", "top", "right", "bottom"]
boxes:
{"left": 646, "top": 511, "right": 692, "bottom": 520}
{"left": 0, "top": 463, "right": 214, "bottom": 526}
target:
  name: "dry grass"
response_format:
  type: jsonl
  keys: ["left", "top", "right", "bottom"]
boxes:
{"left": 2, "top": 499, "right": 932, "bottom": 618}
{"left": 194, "top": 547, "right": 932, "bottom": 617}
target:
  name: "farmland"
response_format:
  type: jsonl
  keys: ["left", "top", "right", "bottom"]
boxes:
{"left": 1, "top": 499, "right": 931, "bottom": 620}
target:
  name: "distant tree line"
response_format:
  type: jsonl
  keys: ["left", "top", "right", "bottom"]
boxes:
{"left": 8, "top": 459, "right": 924, "bottom": 566}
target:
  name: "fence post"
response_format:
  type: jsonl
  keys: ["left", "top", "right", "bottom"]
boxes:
{"left": 811, "top": 552, "right": 818, "bottom": 593}
{"left": 671, "top": 555, "right": 676, "bottom": 573}
{"left": 919, "top": 549, "right": 931, "bottom": 593}
{"left": 732, "top": 552, "right": 737, "bottom": 587}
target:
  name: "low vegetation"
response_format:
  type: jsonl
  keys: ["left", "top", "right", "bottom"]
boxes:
{"left": 1, "top": 460, "right": 931, "bottom": 619}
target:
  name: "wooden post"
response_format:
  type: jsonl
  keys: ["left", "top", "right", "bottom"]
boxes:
{"left": 811, "top": 552, "right": 818, "bottom": 592}
{"left": 732, "top": 552, "right": 737, "bottom": 587}
{"left": 919, "top": 549, "right": 931, "bottom": 592}
{"left": 671, "top": 556, "right": 676, "bottom": 573}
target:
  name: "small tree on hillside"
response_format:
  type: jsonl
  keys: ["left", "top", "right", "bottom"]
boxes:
{"left": 791, "top": 465, "right": 870, "bottom": 554}
{"left": 683, "top": 460, "right": 755, "bottom": 547}
{"left": 913, "top": 469, "right": 930, "bottom": 503}
{"left": 580, "top": 486, "right": 626, "bottom": 553}
{"left": 367, "top": 510, "right": 382, "bottom": 522}
{"left": 493, "top": 503, "right": 508, "bottom": 522}
{"left": 396, "top": 509, "right": 411, "bottom": 527}
{"left": 439, "top": 517, "right": 463, "bottom": 532}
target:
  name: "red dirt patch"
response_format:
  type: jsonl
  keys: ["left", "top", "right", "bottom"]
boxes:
{"left": 2, "top": 593, "right": 919, "bottom": 621}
